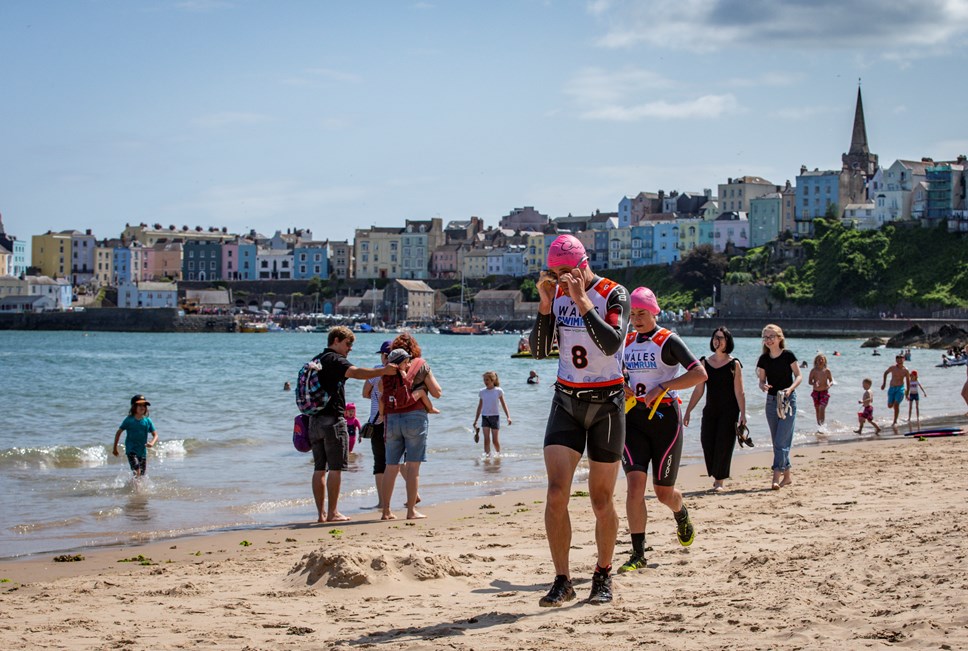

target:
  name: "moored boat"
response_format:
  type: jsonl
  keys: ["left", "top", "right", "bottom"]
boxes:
{"left": 511, "top": 349, "right": 559, "bottom": 359}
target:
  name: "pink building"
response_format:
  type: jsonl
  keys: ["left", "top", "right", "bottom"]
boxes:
{"left": 145, "top": 240, "right": 183, "bottom": 281}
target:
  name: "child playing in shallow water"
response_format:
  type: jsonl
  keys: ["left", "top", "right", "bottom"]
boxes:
{"left": 907, "top": 371, "right": 927, "bottom": 425}
{"left": 808, "top": 354, "right": 833, "bottom": 427}
{"left": 855, "top": 379, "right": 881, "bottom": 435}
{"left": 113, "top": 394, "right": 158, "bottom": 477}
{"left": 473, "top": 371, "right": 512, "bottom": 456}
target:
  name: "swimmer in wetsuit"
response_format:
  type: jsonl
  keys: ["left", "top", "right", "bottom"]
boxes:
{"left": 618, "top": 287, "right": 707, "bottom": 573}
{"left": 530, "top": 234, "right": 629, "bottom": 607}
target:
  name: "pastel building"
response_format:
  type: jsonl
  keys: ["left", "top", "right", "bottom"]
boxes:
{"left": 713, "top": 212, "right": 750, "bottom": 252}
{"left": 94, "top": 241, "right": 117, "bottom": 287}
{"left": 717, "top": 177, "right": 777, "bottom": 214}
{"left": 676, "top": 218, "right": 713, "bottom": 253}
{"left": 70, "top": 230, "right": 97, "bottom": 286}
{"left": 795, "top": 167, "right": 842, "bottom": 234}
{"left": 354, "top": 227, "right": 404, "bottom": 279}
{"left": 145, "top": 240, "right": 183, "bottom": 281}
{"left": 293, "top": 241, "right": 329, "bottom": 280}
{"left": 0, "top": 214, "right": 27, "bottom": 277}
{"left": 26, "top": 275, "right": 72, "bottom": 309}
{"left": 607, "top": 227, "right": 632, "bottom": 268}
{"left": 113, "top": 242, "right": 146, "bottom": 285}
{"left": 524, "top": 232, "right": 546, "bottom": 274}
{"left": 118, "top": 281, "right": 178, "bottom": 308}
{"left": 748, "top": 193, "right": 782, "bottom": 247}
{"left": 400, "top": 228, "right": 429, "bottom": 280}
{"left": 653, "top": 222, "right": 680, "bottom": 264}
{"left": 326, "top": 240, "right": 352, "bottom": 280}
{"left": 431, "top": 243, "right": 463, "bottom": 278}
{"left": 31, "top": 231, "right": 74, "bottom": 281}
{"left": 461, "top": 248, "right": 490, "bottom": 279}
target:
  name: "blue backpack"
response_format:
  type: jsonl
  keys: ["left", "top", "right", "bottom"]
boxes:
{"left": 296, "top": 358, "right": 331, "bottom": 415}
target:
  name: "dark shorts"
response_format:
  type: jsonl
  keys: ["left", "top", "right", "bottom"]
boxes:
{"left": 543, "top": 390, "right": 625, "bottom": 463}
{"left": 623, "top": 401, "right": 682, "bottom": 486}
{"left": 481, "top": 415, "right": 500, "bottom": 430}
{"left": 369, "top": 422, "right": 386, "bottom": 475}
{"left": 909, "top": 392, "right": 920, "bottom": 402}
{"left": 858, "top": 405, "right": 874, "bottom": 422}
{"left": 126, "top": 452, "right": 147, "bottom": 475}
{"left": 309, "top": 415, "right": 348, "bottom": 472}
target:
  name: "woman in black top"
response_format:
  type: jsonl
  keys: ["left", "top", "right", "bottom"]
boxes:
{"left": 755, "top": 324, "right": 802, "bottom": 490}
{"left": 684, "top": 327, "right": 746, "bottom": 492}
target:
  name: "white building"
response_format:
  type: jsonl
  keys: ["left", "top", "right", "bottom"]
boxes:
{"left": 118, "top": 281, "right": 179, "bottom": 308}
{"left": 26, "top": 275, "right": 72, "bottom": 310}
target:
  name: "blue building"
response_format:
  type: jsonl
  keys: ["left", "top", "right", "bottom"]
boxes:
{"left": 113, "top": 246, "right": 132, "bottom": 285}
{"left": 749, "top": 193, "right": 782, "bottom": 247}
{"left": 631, "top": 222, "right": 679, "bottom": 265}
{"left": 183, "top": 240, "right": 223, "bottom": 282}
{"left": 795, "top": 168, "right": 842, "bottom": 235}
{"left": 293, "top": 241, "right": 330, "bottom": 280}
{"left": 237, "top": 241, "right": 257, "bottom": 280}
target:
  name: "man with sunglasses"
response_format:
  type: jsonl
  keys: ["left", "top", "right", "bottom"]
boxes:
{"left": 529, "top": 234, "right": 630, "bottom": 606}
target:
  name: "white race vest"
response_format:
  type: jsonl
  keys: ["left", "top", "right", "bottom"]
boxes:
{"left": 623, "top": 328, "right": 680, "bottom": 403}
{"left": 554, "top": 277, "right": 625, "bottom": 388}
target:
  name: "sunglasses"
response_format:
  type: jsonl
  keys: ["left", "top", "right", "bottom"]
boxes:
{"left": 762, "top": 334, "right": 778, "bottom": 341}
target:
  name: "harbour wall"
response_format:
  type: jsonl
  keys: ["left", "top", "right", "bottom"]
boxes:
{"left": 0, "top": 309, "right": 236, "bottom": 333}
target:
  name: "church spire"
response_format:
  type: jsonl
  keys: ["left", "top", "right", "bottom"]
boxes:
{"left": 849, "top": 83, "right": 869, "bottom": 156}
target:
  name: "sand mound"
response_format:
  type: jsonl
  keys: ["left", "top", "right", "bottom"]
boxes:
{"left": 287, "top": 547, "right": 471, "bottom": 589}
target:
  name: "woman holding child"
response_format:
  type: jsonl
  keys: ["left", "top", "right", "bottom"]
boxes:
{"left": 380, "top": 333, "right": 442, "bottom": 521}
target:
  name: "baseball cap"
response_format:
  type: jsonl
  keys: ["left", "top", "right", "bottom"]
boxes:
{"left": 377, "top": 340, "right": 392, "bottom": 354}
{"left": 387, "top": 348, "right": 411, "bottom": 365}
{"left": 546, "top": 234, "right": 588, "bottom": 269}
{"left": 130, "top": 394, "right": 151, "bottom": 406}
{"left": 630, "top": 287, "right": 661, "bottom": 316}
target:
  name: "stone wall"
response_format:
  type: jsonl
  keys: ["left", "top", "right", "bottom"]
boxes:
{"left": 0, "top": 308, "right": 236, "bottom": 333}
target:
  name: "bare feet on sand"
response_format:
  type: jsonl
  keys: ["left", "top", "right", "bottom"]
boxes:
{"left": 407, "top": 510, "right": 427, "bottom": 520}
{"left": 326, "top": 513, "right": 351, "bottom": 522}
{"left": 381, "top": 511, "right": 397, "bottom": 521}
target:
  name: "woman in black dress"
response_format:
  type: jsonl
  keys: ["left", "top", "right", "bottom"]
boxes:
{"left": 684, "top": 327, "right": 746, "bottom": 492}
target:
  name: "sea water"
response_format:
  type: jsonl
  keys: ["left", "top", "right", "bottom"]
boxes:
{"left": 0, "top": 329, "right": 964, "bottom": 558}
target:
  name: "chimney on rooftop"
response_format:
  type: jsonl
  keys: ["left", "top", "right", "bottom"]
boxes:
{"left": 800, "top": 166, "right": 807, "bottom": 175}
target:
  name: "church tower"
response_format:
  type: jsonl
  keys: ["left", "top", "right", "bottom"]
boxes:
{"left": 841, "top": 85, "right": 878, "bottom": 205}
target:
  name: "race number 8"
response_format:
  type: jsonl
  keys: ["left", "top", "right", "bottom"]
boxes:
{"left": 572, "top": 345, "right": 588, "bottom": 368}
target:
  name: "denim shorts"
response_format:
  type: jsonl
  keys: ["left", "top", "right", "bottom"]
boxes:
{"left": 481, "top": 415, "right": 500, "bottom": 430}
{"left": 385, "top": 411, "right": 429, "bottom": 465}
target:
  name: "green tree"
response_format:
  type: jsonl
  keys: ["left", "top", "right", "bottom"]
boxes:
{"left": 520, "top": 277, "right": 538, "bottom": 301}
{"left": 671, "top": 245, "right": 728, "bottom": 293}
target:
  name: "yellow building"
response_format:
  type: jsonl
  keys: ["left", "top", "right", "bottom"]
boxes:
{"left": 354, "top": 227, "right": 404, "bottom": 279}
{"left": 93, "top": 243, "right": 115, "bottom": 287}
{"left": 31, "top": 231, "right": 74, "bottom": 280}
{"left": 524, "top": 232, "right": 546, "bottom": 274}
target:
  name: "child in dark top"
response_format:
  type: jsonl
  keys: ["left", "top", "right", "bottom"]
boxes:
{"left": 755, "top": 324, "right": 802, "bottom": 491}
{"left": 113, "top": 394, "right": 158, "bottom": 477}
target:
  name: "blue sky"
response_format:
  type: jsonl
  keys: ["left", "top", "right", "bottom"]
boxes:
{"left": 2, "top": 0, "right": 967, "bottom": 250}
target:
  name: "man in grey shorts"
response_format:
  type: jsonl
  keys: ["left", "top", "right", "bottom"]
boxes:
{"left": 307, "top": 326, "right": 397, "bottom": 523}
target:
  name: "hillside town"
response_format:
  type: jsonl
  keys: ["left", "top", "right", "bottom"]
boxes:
{"left": 1, "top": 88, "right": 966, "bottom": 318}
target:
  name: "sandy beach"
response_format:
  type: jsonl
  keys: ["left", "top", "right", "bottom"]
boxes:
{"left": 1, "top": 434, "right": 966, "bottom": 650}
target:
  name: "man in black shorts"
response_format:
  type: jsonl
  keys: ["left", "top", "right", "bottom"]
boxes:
{"left": 308, "top": 326, "right": 397, "bottom": 523}
{"left": 529, "top": 234, "right": 630, "bottom": 606}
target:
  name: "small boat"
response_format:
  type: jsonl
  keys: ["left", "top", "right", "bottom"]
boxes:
{"left": 239, "top": 322, "right": 269, "bottom": 333}
{"left": 512, "top": 349, "right": 560, "bottom": 359}
{"left": 440, "top": 321, "right": 491, "bottom": 335}
{"left": 939, "top": 354, "right": 968, "bottom": 367}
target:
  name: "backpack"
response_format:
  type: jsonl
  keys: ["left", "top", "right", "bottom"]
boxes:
{"left": 296, "top": 357, "right": 331, "bottom": 415}
{"left": 292, "top": 414, "right": 312, "bottom": 453}
{"left": 382, "top": 359, "right": 426, "bottom": 413}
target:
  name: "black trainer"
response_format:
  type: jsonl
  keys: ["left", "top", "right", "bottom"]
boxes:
{"left": 587, "top": 570, "right": 613, "bottom": 604}
{"left": 538, "top": 575, "right": 576, "bottom": 607}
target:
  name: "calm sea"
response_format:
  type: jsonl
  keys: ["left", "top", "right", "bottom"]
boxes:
{"left": 0, "top": 329, "right": 963, "bottom": 558}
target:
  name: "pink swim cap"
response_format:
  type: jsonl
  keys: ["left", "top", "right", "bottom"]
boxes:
{"left": 546, "top": 234, "right": 587, "bottom": 268}
{"left": 630, "top": 287, "right": 660, "bottom": 316}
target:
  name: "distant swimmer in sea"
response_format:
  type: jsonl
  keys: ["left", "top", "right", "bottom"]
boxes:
{"left": 527, "top": 370, "right": 539, "bottom": 384}
{"left": 283, "top": 381, "right": 291, "bottom": 391}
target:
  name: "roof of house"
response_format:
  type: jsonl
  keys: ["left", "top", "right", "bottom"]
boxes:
{"left": 1, "top": 295, "right": 50, "bottom": 307}
{"left": 473, "top": 290, "right": 521, "bottom": 301}
{"left": 393, "top": 280, "right": 433, "bottom": 293}
{"left": 185, "top": 289, "right": 231, "bottom": 305}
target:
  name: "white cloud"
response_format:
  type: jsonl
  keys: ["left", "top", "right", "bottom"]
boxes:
{"left": 586, "top": 0, "right": 611, "bottom": 16}
{"left": 581, "top": 93, "right": 740, "bottom": 121}
{"left": 770, "top": 105, "right": 838, "bottom": 120}
{"left": 592, "top": 0, "right": 968, "bottom": 54}
{"left": 191, "top": 112, "right": 273, "bottom": 128}
{"left": 723, "top": 72, "right": 799, "bottom": 88}
{"left": 564, "top": 66, "right": 676, "bottom": 106}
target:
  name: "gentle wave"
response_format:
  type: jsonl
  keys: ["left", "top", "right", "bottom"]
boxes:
{"left": 0, "top": 437, "right": 269, "bottom": 469}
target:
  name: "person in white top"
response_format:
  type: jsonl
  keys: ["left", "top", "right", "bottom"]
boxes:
{"left": 907, "top": 370, "right": 927, "bottom": 426}
{"left": 472, "top": 371, "right": 512, "bottom": 456}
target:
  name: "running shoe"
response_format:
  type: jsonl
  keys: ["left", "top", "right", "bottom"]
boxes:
{"left": 538, "top": 575, "right": 575, "bottom": 607}
{"left": 676, "top": 511, "right": 695, "bottom": 547}
{"left": 587, "top": 570, "right": 613, "bottom": 604}
{"left": 617, "top": 553, "right": 647, "bottom": 573}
